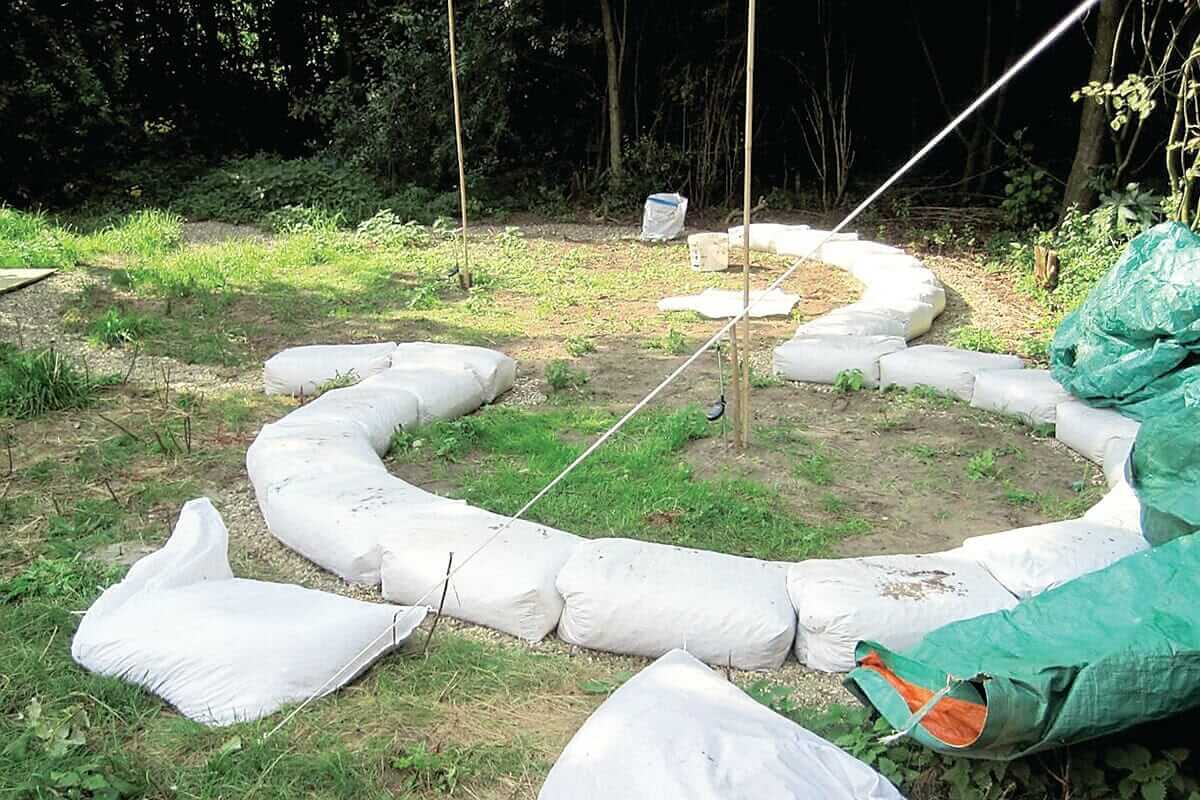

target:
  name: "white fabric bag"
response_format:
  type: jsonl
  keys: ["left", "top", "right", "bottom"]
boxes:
{"left": 1055, "top": 400, "right": 1141, "bottom": 464}
{"left": 640, "top": 193, "right": 688, "bottom": 241}
{"left": 539, "top": 649, "right": 903, "bottom": 800}
{"left": 774, "top": 228, "right": 857, "bottom": 258}
{"left": 262, "top": 343, "right": 396, "bottom": 396}
{"left": 283, "top": 375, "right": 421, "bottom": 453}
{"left": 787, "top": 550, "right": 1017, "bottom": 673}
{"left": 657, "top": 288, "right": 800, "bottom": 319}
{"left": 259, "top": 471, "right": 448, "bottom": 585}
{"left": 72, "top": 498, "right": 425, "bottom": 726}
{"left": 961, "top": 518, "right": 1148, "bottom": 599}
{"left": 969, "top": 368, "right": 1072, "bottom": 426}
{"left": 382, "top": 365, "right": 485, "bottom": 425}
{"left": 846, "top": 299, "right": 936, "bottom": 340}
{"left": 389, "top": 342, "right": 516, "bottom": 403}
{"left": 773, "top": 335, "right": 906, "bottom": 388}
{"left": 878, "top": 345, "right": 1023, "bottom": 401}
{"left": 797, "top": 310, "right": 908, "bottom": 338}
{"left": 1103, "top": 437, "right": 1136, "bottom": 487}
{"left": 815, "top": 240, "right": 904, "bottom": 270}
{"left": 246, "top": 418, "right": 383, "bottom": 496}
{"left": 379, "top": 504, "right": 579, "bottom": 641}
{"left": 861, "top": 282, "right": 947, "bottom": 316}
{"left": 1084, "top": 477, "right": 1145, "bottom": 534}
{"left": 556, "top": 538, "right": 795, "bottom": 670}
{"left": 728, "top": 223, "right": 792, "bottom": 253}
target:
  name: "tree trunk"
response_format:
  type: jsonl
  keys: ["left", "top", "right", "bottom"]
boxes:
{"left": 1061, "top": 0, "right": 1122, "bottom": 219}
{"left": 599, "top": 0, "right": 623, "bottom": 181}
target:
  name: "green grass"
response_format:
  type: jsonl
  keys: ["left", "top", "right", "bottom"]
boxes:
{"left": 544, "top": 360, "right": 589, "bottom": 392}
{"left": 0, "top": 207, "right": 83, "bottom": 266}
{"left": 0, "top": 345, "right": 115, "bottom": 419}
{"left": 793, "top": 450, "right": 834, "bottom": 486}
{"left": 391, "top": 406, "right": 857, "bottom": 560}
{"left": 948, "top": 325, "right": 1005, "bottom": 353}
{"left": 87, "top": 306, "right": 160, "bottom": 347}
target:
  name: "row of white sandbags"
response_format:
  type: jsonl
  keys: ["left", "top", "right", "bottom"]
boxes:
{"left": 72, "top": 499, "right": 427, "bottom": 725}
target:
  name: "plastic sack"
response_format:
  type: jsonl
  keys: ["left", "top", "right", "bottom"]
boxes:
{"left": 1054, "top": 399, "right": 1140, "bottom": 465}
{"left": 72, "top": 498, "right": 425, "bottom": 726}
{"left": 539, "top": 649, "right": 903, "bottom": 800}
{"left": 878, "top": 346, "right": 1023, "bottom": 401}
{"left": 380, "top": 504, "right": 579, "bottom": 641}
{"left": 773, "top": 335, "right": 906, "bottom": 388}
{"left": 798, "top": 310, "right": 908, "bottom": 338}
{"left": 787, "top": 550, "right": 1016, "bottom": 673}
{"left": 848, "top": 534, "right": 1200, "bottom": 759}
{"left": 556, "top": 538, "right": 795, "bottom": 670}
{"left": 262, "top": 342, "right": 396, "bottom": 396}
{"left": 640, "top": 193, "right": 688, "bottom": 241}
{"left": 961, "top": 519, "right": 1147, "bottom": 599}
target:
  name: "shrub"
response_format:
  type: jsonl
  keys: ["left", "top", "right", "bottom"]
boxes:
{"left": 948, "top": 326, "right": 1004, "bottom": 354}
{"left": 833, "top": 368, "right": 865, "bottom": 393}
{"left": 645, "top": 328, "right": 688, "bottom": 355}
{"left": 545, "top": 360, "right": 588, "bottom": 391}
{"left": 355, "top": 210, "right": 430, "bottom": 248}
{"left": 0, "top": 346, "right": 112, "bottom": 419}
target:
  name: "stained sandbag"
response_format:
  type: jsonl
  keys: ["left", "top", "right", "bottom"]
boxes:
{"left": 72, "top": 498, "right": 425, "bottom": 726}
{"left": 861, "top": 282, "right": 947, "bottom": 316}
{"left": 797, "top": 309, "right": 908, "bottom": 338}
{"left": 961, "top": 519, "right": 1148, "bottom": 599}
{"left": 878, "top": 345, "right": 1023, "bottom": 401}
{"left": 1083, "top": 478, "right": 1145, "bottom": 534}
{"left": 262, "top": 343, "right": 396, "bottom": 396}
{"left": 390, "top": 342, "right": 516, "bottom": 403}
{"left": 539, "top": 649, "right": 902, "bottom": 800}
{"left": 283, "top": 375, "right": 420, "bottom": 453}
{"left": 384, "top": 365, "right": 485, "bottom": 425}
{"left": 728, "top": 223, "right": 792, "bottom": 253}
{"left": 657, "top": 288, "right": 801, "bottom": 319}
{"left": 556, "top": 538, "right": 795, "bottom": 670}
{"left": 259, "top": 471, "right": 447, "bottom": 584}
{"left": 379, "top": 505, "right": 579, "bottom": 641}
{"left": 847, "top": 254, "right": 933, "bottom": 282}
{"left": 969, "top": 369, "right": 1072, "bottom": 426}
{"left": 846, "top": 299, "right": 936, "bottom": 340}
{"left": 817, "top": 240, "right": 905, "bottom": 270}
{"left": 1103, "top": 437, "right": 1135, "bottom": 486}
{"left": 773, "top": 335, "right": 906, "bottom": 387}
{"left": 1054, "top": 399, "right": 1141, "bottom": 464}
{"left": 787, "top": 550, "right": 1017, "bottom": 673}
{"left": 773, "top": 228, "right": 858, "bottom": 258}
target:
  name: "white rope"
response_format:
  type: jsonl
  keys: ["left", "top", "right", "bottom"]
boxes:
{"left": 264, "top": 0, "right": 1100, "bottom": 739}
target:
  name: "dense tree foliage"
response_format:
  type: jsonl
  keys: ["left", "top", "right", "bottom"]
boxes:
{"left": 1, "top": 0, "right": 1196, "bottom": 217}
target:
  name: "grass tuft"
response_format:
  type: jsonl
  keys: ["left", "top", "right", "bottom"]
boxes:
{"left": 0, "top": 345, "right": 113, "bottom": 419}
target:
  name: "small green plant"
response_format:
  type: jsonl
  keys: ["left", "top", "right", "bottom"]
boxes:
{"left": 0, "top": 346, "right": 113, "bottom": 419}
{"left": 87, "top": 307, "right": 158, "bottom": 347}
{"left": 1, "top": 557, "right": 120, "bottom": 604}
{"left": 545, "top": 360, "right": 589, "bottom": 392}
{"left": 392, "top": 742, "right": 469, "bottom": 794}
{"left": 749, "top": 365, "right": 784, "bottom": 388}
{"left": 355, "top": 209, "right": 429, "bottom": 247}
{"left": 1020, "top": 335, "right": 1051, "bottom": 361}
{"left": 794, "top": 451, "right": 833, "bottom": 486}
{"left": 820, "top": 493, "right": 848, "bottom": 515}
{"left": 967, "top": 449, "right": 1000, "bottom": 481}
{"left": 833, "top": 368, "right": 866, "bottom": 393}
{"left": 907, "top": 443, "right": 940, "bottom": 463}
{"left": 314, "top": 369, "right": 360, "bottom": 395}
{"left": 565, "top": 336, "right": 597, "bottom": 357}
{"left": 1098, "top": 183, "right": 1163, "bottom": 232}
{"left": 645, "top": 328, "right": 688, "bottom": 355}
{"left": 949, "top": 326, "right": 1004, "bottom": 354}
{"left": 406, "top": 280, "right": 443, "bottom": 310}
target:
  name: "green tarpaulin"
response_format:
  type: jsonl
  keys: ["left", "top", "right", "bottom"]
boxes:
{"left": 846, "top": 534, "right": 1200, "bottom": 759}
{"left": 1051, "top": 221, "right": 1200, "bottom": 541}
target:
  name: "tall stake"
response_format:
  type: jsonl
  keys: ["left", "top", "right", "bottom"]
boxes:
{"left": 447, "top": 0, "right": 471, "bottom": 291}
{"left": 739, "top": 0, "right": 758, "bottom": 448}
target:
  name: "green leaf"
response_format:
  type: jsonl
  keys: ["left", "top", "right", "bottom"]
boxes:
{"left": 1141, "top": 783, "right": 1167, "bottom": 800}
{"left": 216, "top": 735, "right": 243, "bottom": 758}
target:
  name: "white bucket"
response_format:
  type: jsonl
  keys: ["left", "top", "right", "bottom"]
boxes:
{"left": 688, "top": 232, "right": 728, "bottom": 272}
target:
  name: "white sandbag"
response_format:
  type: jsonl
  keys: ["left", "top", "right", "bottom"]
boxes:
{"left": 641, "top": 193, "right": 688, "bottom": 241}
{"left": 1084, "top": 478, "right": 1145, "bottom": 533}
{"left": 1054, "top": 400, "right": 1141, "bottom": 464}
{"left": 384, "top": 365, "right": 485, "bottom": 425}
{"left": 556, "top": 538, "right": 794, "bottom": 670}
{"left": 380, "top": 504, "right": 578, "bottom": 641}
{"left": 246, "top": 418, "right": 382, "bottom": 496}
{"left": 728, "top": 223, "right": 792, "bottom": 253}
{"left": 816, "top": 239, "right": 904, "bottom": 270}
{"left": 260, "top": 471, "right": 448, "bottom": 584}
{"left": 773, "top": 335, "right": 906, "bottom": 387}
{"left": 688, "top": 232, "right": 729, "bottom": 272}
{"left": 283, "top": 375, "right": 420, "bottom": 453}
{"left": 390, "top": 342, "right": 516, "bottom": 403}
{"left": 773, "top": 228, "right": 858, "bottom": 258}
{"left": 262, "top": 343, "right": 396, "bottom": 396}
{"left": 797, "top": 309, "right": 908, "bottom": 338}
{"left": 657, "top": 288, "right": 800, "bottom": 319}
{"left": 1103, "top": 437, "right": 1135, "bottom": 487}
{"left": 878, "top": 345, "right": 1023, "bottom": 401}
{"left": 969, "top": 368, "right": 1072, "bottom": 426}
{"left": 846, "top": 299, "right": 936, "bottom": 340}
{"left": 539, "top": 649, "right": 902, "bottom": 800}
{"left": 72, "top": 498, "right": 425, "bottom": 726}
{"left": 847, "top": 253, "right": 932, "bottom": 282}
{"left": 961, "top": 518, "right": 1148, "bottom": 599}
{"left": 787, "top": 550, "right": 1017, "bottom": 673}
{"left": 861, "top": 282, "right": 947, "bottom": 316}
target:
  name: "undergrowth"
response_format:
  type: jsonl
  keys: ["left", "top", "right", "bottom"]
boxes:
{"left": 0, "top": 345, "right": 114, "bottom": 419}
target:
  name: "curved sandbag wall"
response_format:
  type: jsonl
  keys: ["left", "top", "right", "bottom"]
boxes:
{"left": 245, "top": 228, "right": 1150, "bottom": 674}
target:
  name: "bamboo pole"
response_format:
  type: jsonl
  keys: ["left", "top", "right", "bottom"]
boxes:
{"left": 447, "top": 0, "right": 471, "bottom": 291}
{"left": 738, "top": 0, "right": 758, "bottom": 448}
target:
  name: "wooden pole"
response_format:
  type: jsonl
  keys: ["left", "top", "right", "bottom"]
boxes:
{"left": 447, "top": 0, "right": 471, "bottom": 291}
{"left": 738, "top": 0, "right": 757, "bottom": 448}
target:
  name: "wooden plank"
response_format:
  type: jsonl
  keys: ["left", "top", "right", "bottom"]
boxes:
{"left": 0, "top": 268, "right": 56, "bottom": 295}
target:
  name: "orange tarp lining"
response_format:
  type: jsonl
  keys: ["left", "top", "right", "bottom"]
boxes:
{"left": 859, "top": 651, "right": 986, "bottom": 748}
